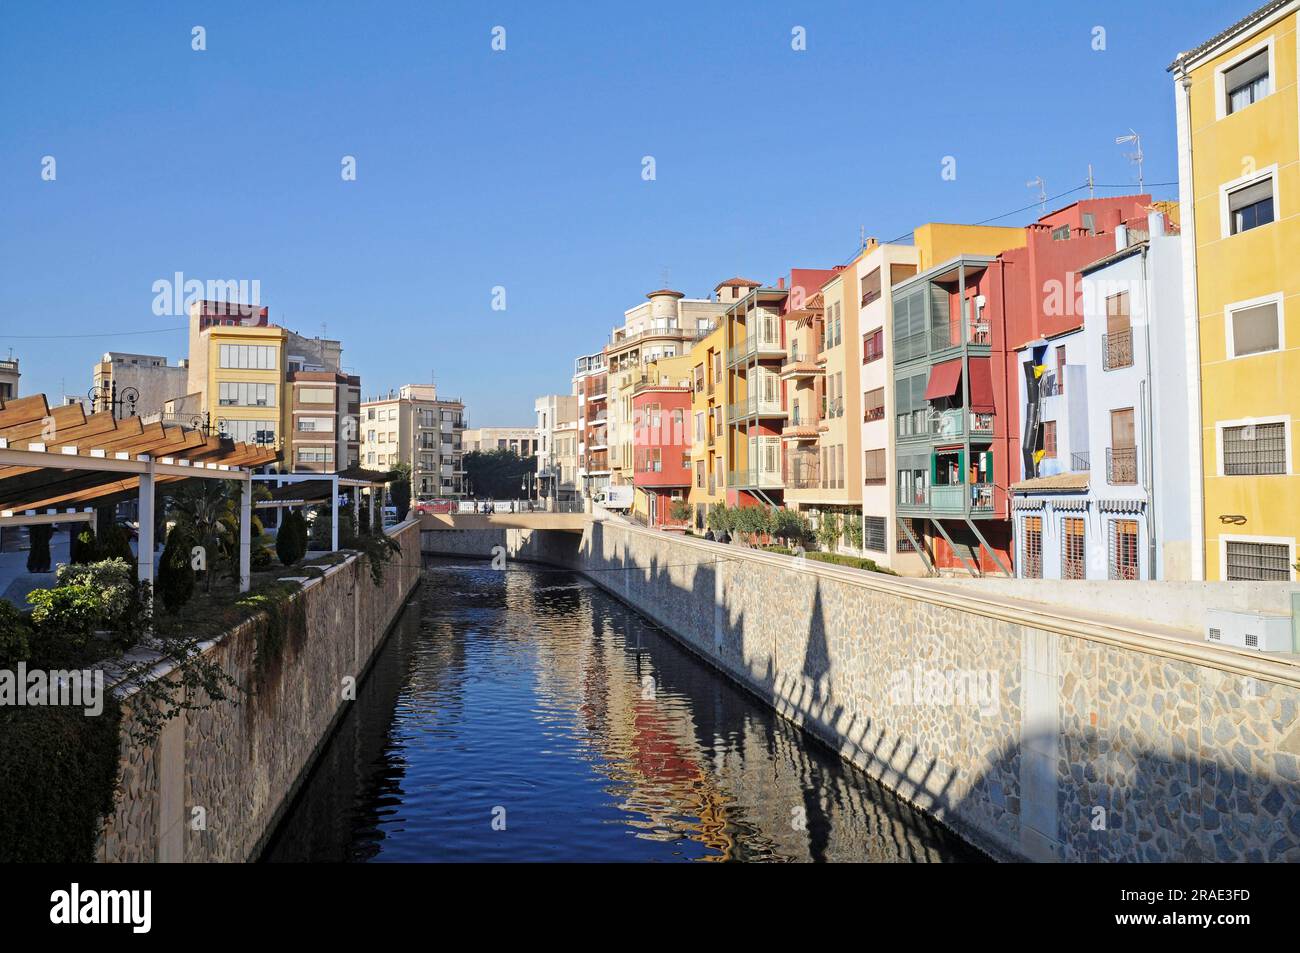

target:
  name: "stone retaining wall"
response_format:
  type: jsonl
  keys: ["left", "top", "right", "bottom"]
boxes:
{"left": 423, "top": 521, "right": 1300, "bottom": 862}
{"left": 97, "top": 520, "right": 421, "bottom": 862}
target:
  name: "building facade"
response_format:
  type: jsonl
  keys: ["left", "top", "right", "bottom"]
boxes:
{"left": 463, "top": 427, "right": 537, "bottom": 456}
{"left": 288, "top": 370, "right": 361, "bottom": 473}
{"left": 688, "top": 323, "right": 729, "bottom": 529}
{"left": 0, "top": 356, "right": 17, "bottom": 401}
{"left": 361, "top": 385, "right": 467, "bottom": 497}
{"left": 1010, "top": 213, "right": 1195, "bottom": 580}
{"left": 1172, "top": 0, "right": 1300, "bottom": 580}
{"left": 632, "top": 377, "right": 693, "bottom": 528}
{"left": 534, "top": 393, "right": 580, "bottom": 504}
{"left": 92, "top": 352, "right": 189, "bottom": 421}
{"left": 573, "top": 350, "right": 609, "bottom": 497}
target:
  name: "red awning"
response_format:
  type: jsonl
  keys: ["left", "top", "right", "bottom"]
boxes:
{"left": 924, "top": 358, "right": 963, "bottom": 400}
{"left": 968, "top": 356, "right": 995, "bottom": 413}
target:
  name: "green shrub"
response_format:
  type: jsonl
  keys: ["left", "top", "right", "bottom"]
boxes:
{"left": 55, "top": 558, "right": 134, "bottom": 626}
{"left": 157, "top": 526, "right": 196, "bottom": 614}
{"left": 96, "top": 524, "right": 134, "bottom": 564}
{"left": 275, "top": 511, "right": 307, "bottom": 567}
{"left": 70, "top": 527, "right": 97, "bottom": 564}
{"left": 26, "top": 585, "right": 103, "bottom": 647}
{"left": 0, "top": 600, "right": 32, "bottom": 667}
{"left": 251, "top": 545, "right": 273, "bottom": 571}
{"left": 26, "top": 525, "right": 52, "bottom": 573}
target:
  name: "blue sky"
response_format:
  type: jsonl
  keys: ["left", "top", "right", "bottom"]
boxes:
{"left": 0, "top": 0, "right": 1247, "bottom": 426}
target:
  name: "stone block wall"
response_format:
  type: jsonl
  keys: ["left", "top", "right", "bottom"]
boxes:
{"left": 423, "top": 521, "right": 1300, "bottom": 862}
{"left": 97, "top": 520, "right": 421, "bottom": 862}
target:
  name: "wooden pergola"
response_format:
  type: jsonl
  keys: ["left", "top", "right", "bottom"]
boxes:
{"left": 254, "top": 466, "right": 394, "bottom": 551}
{"left": 0, "top": 394, "right": 279, "bottom": 593}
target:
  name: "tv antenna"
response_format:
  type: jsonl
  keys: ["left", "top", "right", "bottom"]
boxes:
{"left": 1026, "top": 176, "right": 1047, "bottom": 214}
{"left": 1115, "top": 129, "right": 1145, "bottom": 192}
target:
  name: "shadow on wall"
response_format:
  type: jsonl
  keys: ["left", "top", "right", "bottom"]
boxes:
{"left": 570, "top": 521, "right": 1300, "bottom": 863}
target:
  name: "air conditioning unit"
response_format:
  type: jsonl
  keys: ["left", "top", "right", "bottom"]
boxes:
{"left": 1205, "top": 607, "right": 1293, "bottom": 653}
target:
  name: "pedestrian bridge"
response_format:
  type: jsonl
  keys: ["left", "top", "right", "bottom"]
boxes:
{"left": 418, "top": 512, "right": 591, "bottom": 533}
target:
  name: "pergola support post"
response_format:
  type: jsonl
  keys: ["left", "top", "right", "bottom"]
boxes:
{"left": 239, "top": 475, "right": 252, "bottom": 593}
{"left": 137, "top": 461, "right": 156, "bottom": 592}
{"left": 331, "top": 473, "right": 340, "bottom": 552}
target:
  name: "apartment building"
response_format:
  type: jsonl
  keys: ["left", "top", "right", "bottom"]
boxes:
{"left": 605, "top": 288, "right": 727, "bottom": 486}
{"left": 0, "top": 356, "right": 17, "bottom": 401}
{"left": 1171, "top": 0, "right": 1299, "bottom": 581}
{"left": 288, "top": 370, "right": 361, "bottom": 473}
{"left": 186, "top": 299, "right": 288, "bottom": 452}
{"left": 856, "top": 242, "right": 920, "bottom": 569}
{"left": 535, "top": 394, "right": 580, "bottom": 504}
{"left": 631, "top": 363, "right": 694, "bottom": 529}
{"left": 362, "top": 385, "right": 467, "bottom": 497}
{"left": 891, "top": 199, "right": 1151, "bottom": 576}
{"left": 1011, "top": 212, "right": 1194, "bottom": 580}
{"left": 92, "top": 352, "right": 189, "bottom": 421}
{"left": 464, "top": 427, "right": 536, "bottom": 456}
{"left": 688, "top": 322, "right": 729, "bottom": 529}
{"left": 573, "top": 350, "right": 609, "bottom": 496}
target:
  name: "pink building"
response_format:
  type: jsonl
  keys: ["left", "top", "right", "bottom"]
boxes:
{"left": 632, "top": 384, "right": 692, "bottom": 527}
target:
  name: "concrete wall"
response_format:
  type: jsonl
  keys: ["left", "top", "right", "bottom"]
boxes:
{"left": 424, "top": 520, "right": 1300, "bottom": 861}
{"left": 97, "top": 519, "right": 421, "bottom": 862}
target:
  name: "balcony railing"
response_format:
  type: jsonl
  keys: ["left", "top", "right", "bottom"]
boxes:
{"left": 783, "top": 451, "right": 820, "bottom": 489}
{"left": 821, "top": 396, "right": 844, "bottom": 420}
{"left": 728, "top": 395, "right": 786, "bottom": 420}
{"left": 727, "top": 467, "right": 783, "bottom": 489}
{"left": 931, "top": 323, "right": 991, "bottom": 352}
{"left": 727, "top": 335, "right": 784, "bottom": 365}
{"left": 1106, "top": 446, "right": 1138, "bottom": 485}
{"left": 929, "top": 409, "right": 994, "bottom": 438}
{"left": 1040, "top": 373, "right": 1064, "bottom": 397}
{"left": 1103, "top": 329, "right": 1134, "bottom": 371}
{"left": 1070, "top": 450, "right": 1090, "bottom": 472}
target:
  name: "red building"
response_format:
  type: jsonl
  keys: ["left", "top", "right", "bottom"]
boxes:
{"left": 632, "top": 383, "right": 692, "bottom": 527}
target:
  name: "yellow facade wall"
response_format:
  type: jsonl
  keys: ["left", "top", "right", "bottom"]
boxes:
{"left": 203, "top": 325, "right": 288, "bottom": 440}
{"left": 1183, "top": 7, "right": 1299, "bottom": 579}
{"left": 688, "top": 325, "right": 727, "bottom": 521}
{"left": 913, "top": 223, "right": 1026, "bottom": 271}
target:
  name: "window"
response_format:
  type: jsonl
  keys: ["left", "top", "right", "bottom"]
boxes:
{"left": 1051, "top": 225, "right": 1070, "bottom": 241}
{"left": 1042, "top": 420, "right": 1057, "bottom": 459}
{"left": 1022, "top": 516, "right": 1042, "bottom": 579}
{"left": 1109, "top": 408, "right": 1137, "bottom": 484}
{"left": 1225, "top": 539, "right": 1292, "bottom": 581}
{"left": 295, "top": 446, "right": 334, "bottom": 464}
{"left": 1061, "top": 517, "right": 1085, "bottom": 580}
{"left": 224, "top": 419, "right": 276, "bottom": 445}
{"left": 1227, "top": 298, "right": 1282, "bottom": 358}
{"left": 863, "top": 387, "right": 885, "bottom": 423}
{"left": 860, "top": 268, "right": 881, "bottom": 306}
{"left": 218, "top": 381, "right": 276, "bottom": 407}
{"left": 1104, "top": 292, "right": 1133, "bottom": 370}
{"left": 296, "top": 416, "right": 334, "bottom": 432}
{"left": 863, "top": 516, "right": 886, "bottom": 552}
{"left": 1222, "top": 421, "right": 1287, "bottom": 475}
{"left": 298, "top": 387, "right": 335, "bottom": 405}
{"left": 1055, "top": 345, "right": 1067, "bottom": 393}
{"left": 1224, "top": 48, "right": 1270, "bottom": 115}
{"left": 863, "top": 328, "right": 884, "bottom": 364}
{"left": 218, "top": 343, "right": 277, "bottom": 370}
{"left": 863, "top": 449, "right": 886, "bottom": 485}
{"left": 1109, "top": 519, "right": 1140, "bottom": 580}
{"left": 1228, "top": 176, "right": 1275, "bottom": 234}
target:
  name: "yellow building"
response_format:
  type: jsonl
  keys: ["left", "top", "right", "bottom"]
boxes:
{"left": 1172, "top": 0, "right": 1299, "bottom": 580}
{"left": 688, "top": 323, "right": 728, "bottom": 527}
{"left": 185, "top": 301, "right": 287, "bottom": 451}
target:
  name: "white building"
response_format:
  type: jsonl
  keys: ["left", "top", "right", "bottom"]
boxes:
{"left": 361, "top": 384, "right": 466, "bottom": 498}
{"left": 534, "top": 394, "right": 580, "bottom": 504}
{"left": 1010, "top": 211, "right": 1194, "bottom": 580}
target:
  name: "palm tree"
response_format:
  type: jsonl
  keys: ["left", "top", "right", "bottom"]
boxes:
{"left": 167, "top": 481, "right": 267, "bottom": 592}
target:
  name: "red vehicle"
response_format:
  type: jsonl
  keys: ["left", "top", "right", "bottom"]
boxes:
{"left": 414, "top": 499, "right": 456, "bottom": 515}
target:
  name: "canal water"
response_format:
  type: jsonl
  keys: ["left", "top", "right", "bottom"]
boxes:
{"left": 263, "top": 558, "right": 983, "bottom": 863}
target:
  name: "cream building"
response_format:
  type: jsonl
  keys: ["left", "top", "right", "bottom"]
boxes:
{"left": 361, "top": 384, "right": 466, "bottom": 497}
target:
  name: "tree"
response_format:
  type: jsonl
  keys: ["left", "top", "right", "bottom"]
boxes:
{"left": 276, "top": 510, "right": 307, "bottom": 567}
{"left": 168, "top": 482, "right": 231, "bottom": 593}
{"left": 70, "top": 526, "right": 97, "bottom": 564}
{"left": 388, "top": 461, "right": 411, "bottom": 518}
{"left": 157, "top": 525, "right": 196, "bottom": 614}
{"left": 669, "top": 499, "right": 692, "bottom": 524}
{"left": 26, "top": 525, "right": 52, "bottom": 573}
{"left": 846, "top": 513, "right": 864, "bottom": 551}
{"left": 816, "top": 511, "right": 842, "bottom": 552}
{"left": 462, "top": 449, "right": 536, "bottom": 499}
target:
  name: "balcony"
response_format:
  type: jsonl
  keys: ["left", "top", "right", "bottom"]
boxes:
{"left": 727, "top": 335, "right": 784, "bottom": 366}
{"left": 929, "top": 409, "right": 995, "bottom": 439}
{"left": 1070, "top": 450, "right": 1090, "bottom": 472}
{"left": 781, "top": 420, "right": 819, "bottom": 440}
{"left": 1106, "top": 446, "right": 1138, "bottom": 485}
{"left": 783, "top": 450, "right": 820, "bottom": 489}
{"left": 1103, "top": 329, "right": 1134, "bottom": 371}
{"left": 930, "top": 322, "right": 991, "bottom": 355}
{"left": 728, "top": 395, "right": 786, "bottom": 421}
{"left": 897, "top": 481, "right": 995, "bottom": 517}
{"left": 818, "top": 397, "right": 844, "bottom": 431}
{"left": 780, "top": 348, "right": 823, "bottom": 379}
{"left": 727, "top": 467, "right": 783, "bottom": 489}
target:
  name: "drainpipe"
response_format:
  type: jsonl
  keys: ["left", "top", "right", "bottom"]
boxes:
{"left": 1174, "top": 61, "right": 1206, "bottom": 580}
{"left": 1140, "top": 244, "right": 1157, "bottom": 579}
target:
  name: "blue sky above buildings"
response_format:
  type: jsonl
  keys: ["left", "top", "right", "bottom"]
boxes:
{"left": 0, "top": 0, "right": 1246, "bottom": 425}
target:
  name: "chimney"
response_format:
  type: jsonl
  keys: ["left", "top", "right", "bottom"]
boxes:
{"left": 778, "top": 277, "right": 785, "bottom": 289}
{"left": 1114, "top": 224, "right": 1128, "bottom": 252}
{"left": 1148, "top": 210, "right": 1166, "bottom": 238}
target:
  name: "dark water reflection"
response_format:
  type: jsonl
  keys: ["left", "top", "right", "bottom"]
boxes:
{"left": 263, "top": 558, "right": 984, "bottom": 863}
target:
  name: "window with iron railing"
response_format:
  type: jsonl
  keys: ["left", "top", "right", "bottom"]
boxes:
{"left": 1225, "top": 540, "right": 1291, "bottom": 581}
{"left": 863, "top": 328, "right": 884, "bottom": 364}
{"left": 1061, "top": 517, "right": 1085, "bottom": 579}
{"left": 1022, "top": 515, "right": 1042, "bottom": 578}
{"left": 863, "top": 387, "right": 885, "bottom": 422}
{"left": 1222, "top": 422, "right": 1286, "bottom": 475}
{"left": 1109, "top": 519, "right": 1140, "bottom": 580}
